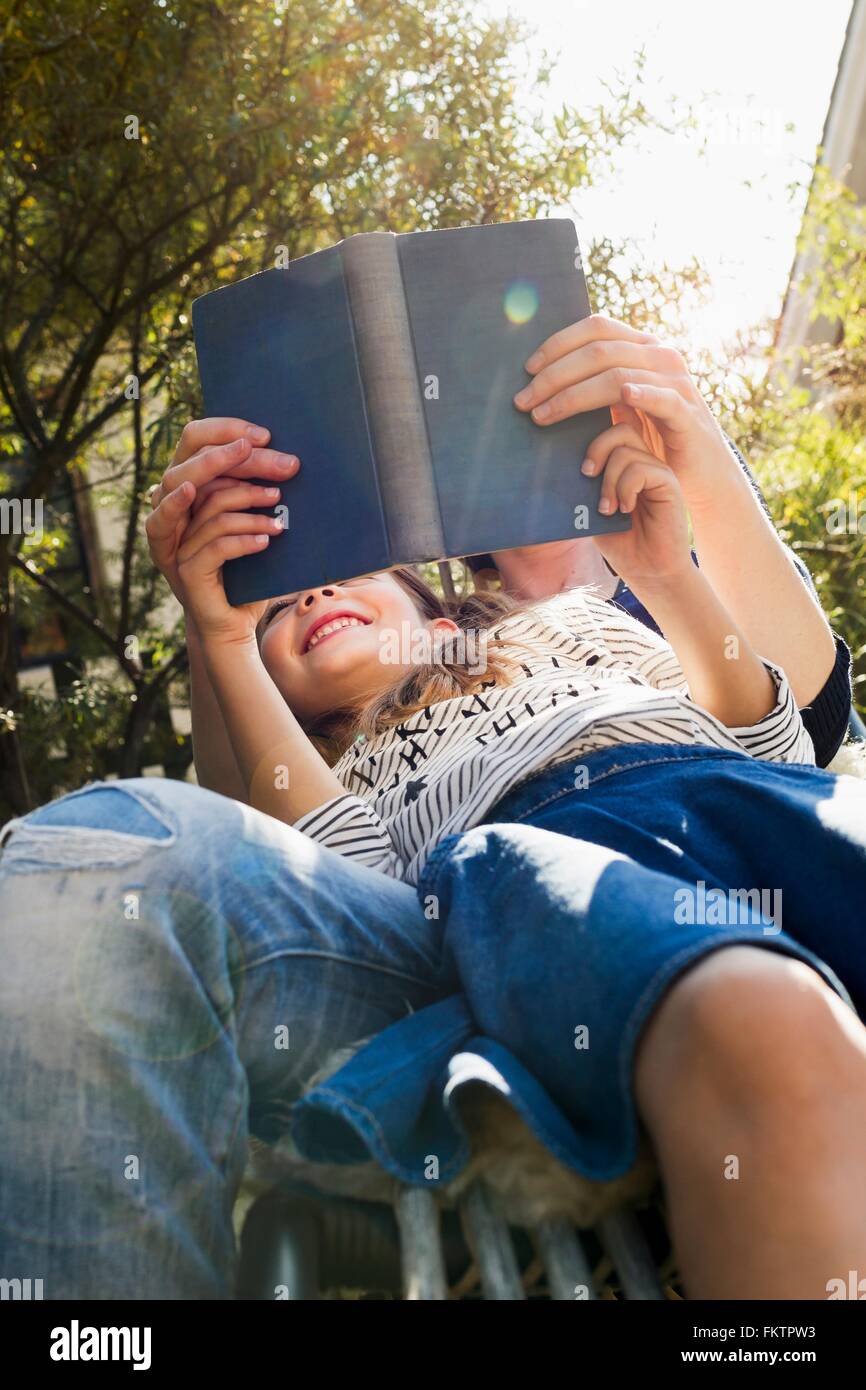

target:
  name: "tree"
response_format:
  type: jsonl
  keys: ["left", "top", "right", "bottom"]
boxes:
{"left": 0, "top": 0, "right": 698, "bottom": 817}
{"left": 699, "top": 163, "right": 866, "bottom": 720}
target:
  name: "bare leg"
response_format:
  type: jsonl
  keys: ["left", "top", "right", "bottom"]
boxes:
{"left": 633, "top": 945, "right": 866, "bottom": 1300}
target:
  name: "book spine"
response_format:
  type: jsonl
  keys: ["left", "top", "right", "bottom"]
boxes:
{"left": 341, "top": 232, "right": 445, "bottom": 561}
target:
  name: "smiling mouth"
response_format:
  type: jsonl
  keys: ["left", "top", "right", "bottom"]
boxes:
{"left": 303, "top": 616, "right": 371, "bottom": 654}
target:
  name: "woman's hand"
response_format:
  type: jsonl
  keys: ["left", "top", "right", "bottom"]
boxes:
{"left": 513, "top": 313, "right": 738, "bottom": 516}
{"left": 587, "top": 425, "right": 693, "bottom": 586}
{"left": 145, "top": 417, "right": 299, "bottom": 611}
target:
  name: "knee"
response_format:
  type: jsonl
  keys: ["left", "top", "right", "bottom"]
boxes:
{"left": 0, "top": 778, "right": 242, "bottom": 1051}
{"left": 106, "top": 776, "right": 242, "bottom": 843}
{"left": 652, "top": 945, "right": 861, "bottom": 1110}
{"left": 1, "top": 778, "right": 246, "bottom": 984}
{"left": 421, "top": 820, "right": 618, "bottom": 923}
{"left": 13, "top": 776, "right": 242, "bottom": 864}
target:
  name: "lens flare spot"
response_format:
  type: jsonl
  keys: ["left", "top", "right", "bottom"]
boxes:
{"left": 503, "top": 281, "right": 539, "bottom": 325}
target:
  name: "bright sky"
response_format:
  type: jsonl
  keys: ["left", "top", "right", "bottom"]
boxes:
{"left": 479, "top": 0, "right": 853, "bottom": 354}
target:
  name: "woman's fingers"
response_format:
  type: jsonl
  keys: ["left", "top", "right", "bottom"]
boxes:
{"left": 151, "top": 438, "right": 249, "bottom": 509}
{"left": 176, "top": 509, "right": 285, "bottom": 564}
{"left": 144, "top": 479, "right": 196, "bottom": 553}
{"left": 518, "top": 337, "right": 684, "bottom": 411}
{"left": 172, "top": 418, "right": 271, "bottom": 468}
{"left": 184, "top": 482, "right": 283, "bottom": 540}
{"left": 514, "top": 364, "right": 689, "bottom": 427}
{"left": 523, "top": 313, "right": 658, "bottom": 374}
{"left": 159, "top": 438, "right": 299, "bottom": 506}
{"left": 621, "top": 381, "right": 697, "bottom": 436}
{"left": 515, "top": 356, "right": 694, "bottom": 425}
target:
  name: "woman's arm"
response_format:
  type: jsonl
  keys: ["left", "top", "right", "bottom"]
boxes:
{"left": 683, "top": 449, "right": 837, "bottom": 705}
{"left": 186, "top": 619, "right": 248, "bottom": 801}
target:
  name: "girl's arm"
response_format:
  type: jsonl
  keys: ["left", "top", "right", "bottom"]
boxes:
{"left": 145, "top": 415, "right": 304, "bottom": 797}
{"left": 201, "top": 634, "right": 348, "bottom": 826}
{"left": 590, "top": 453, "right": 814, "bottom": 761}
{"left": 165, "top": 486, "right": 352, "bottom": 826}
{"left": 513, "top": 314, "right": 839, "bottom": 704}
{"left": 616, "top": 565, "right": 779, "bottom": 728}
{"left": 201, "top": 630, "right": 406, "bottom": 875}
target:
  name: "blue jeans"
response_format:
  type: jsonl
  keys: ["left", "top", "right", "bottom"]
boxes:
{"left": 1, "top": 746, "right": 864, "bottom": 1299}
{"left": 0, "top": 778, "right": 443, "bottom": 1299}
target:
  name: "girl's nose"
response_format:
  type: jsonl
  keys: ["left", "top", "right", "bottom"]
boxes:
{"left": 301, "top": 586, "right": 336, "bottom": 608}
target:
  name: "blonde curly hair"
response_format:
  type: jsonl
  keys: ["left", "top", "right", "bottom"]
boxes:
{"left": 305, "top": 565, "right": 551, "bottom": 763}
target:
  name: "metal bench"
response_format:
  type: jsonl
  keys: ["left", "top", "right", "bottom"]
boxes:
{"left": 236, "top": 1177, "right": 670, "bottom": 1301}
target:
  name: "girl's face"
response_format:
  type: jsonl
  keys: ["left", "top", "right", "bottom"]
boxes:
{"left": 257, "top": 572, "right": 458, "bottom": 724}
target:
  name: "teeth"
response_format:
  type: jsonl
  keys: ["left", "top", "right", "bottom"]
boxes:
{"left": 306, "top": 616, "right": 365, "bottom": 651}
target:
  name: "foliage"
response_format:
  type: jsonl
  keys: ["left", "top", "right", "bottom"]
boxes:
{"left": 731, "top": 378, "right": 866, "bottom": 716}
{"left": 13, "top": 665, "right": 191, "bottom": 802}
{"left": 0, "top": 1, "right": 861, "bottom": 820}
{"left": 0, "top": 0, "right": 681, "bottom": 816}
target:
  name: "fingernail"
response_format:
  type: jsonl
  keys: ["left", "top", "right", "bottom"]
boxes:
{"left": 513, "top": 388, "right": 532, "bottom": 407}
{"left": 265, "top": 486, "right": 281, "bottom": 498}
{"left": 581, "top": 460, "right": 596, "bottom": 475}
{"left": 598, "top": 498, "right": 612, "bottom": 513}
{"left": 277, "top": 454, "right": 298, "bottom": 469}
{"left": 525, "top": 351, "right": 543, "bottom": 372}
{"left": 254, "top": 534, "right": 269, "bottom": 544}
{"left": 247, "top": 425, "right": 270, "bottom": 442}
{"left": 532, "top": 403, "right": 551, "bottom": 422}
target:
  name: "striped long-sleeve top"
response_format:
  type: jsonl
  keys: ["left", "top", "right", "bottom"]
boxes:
{"left": 292, "top": 587, "right": 815, "bottom": 883}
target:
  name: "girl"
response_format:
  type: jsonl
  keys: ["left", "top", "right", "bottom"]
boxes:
{"left": 154, "top": 401, "right": 866, "bottom": 1301}
{"left": 166, "top": 314, "right": 850, "bottom": 801}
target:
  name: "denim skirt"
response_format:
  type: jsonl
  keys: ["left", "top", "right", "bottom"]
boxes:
{"left": 439, "top": 740, "right": 865, "bottom": 1179}
{"left": 294, "top": 741, "right": 866, "bottom": 1189}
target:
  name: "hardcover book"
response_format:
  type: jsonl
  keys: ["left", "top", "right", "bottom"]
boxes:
{"left": 191, "top": 217, "right": 629, "bottom": 605}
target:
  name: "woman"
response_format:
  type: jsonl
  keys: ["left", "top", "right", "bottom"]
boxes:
{"left": 1, "top": 322, "right": 862, "bottom": 1301}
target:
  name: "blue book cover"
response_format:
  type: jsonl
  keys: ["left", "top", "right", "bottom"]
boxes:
{"left": 192, "top": 217, "right": 629, "bottom": 605}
